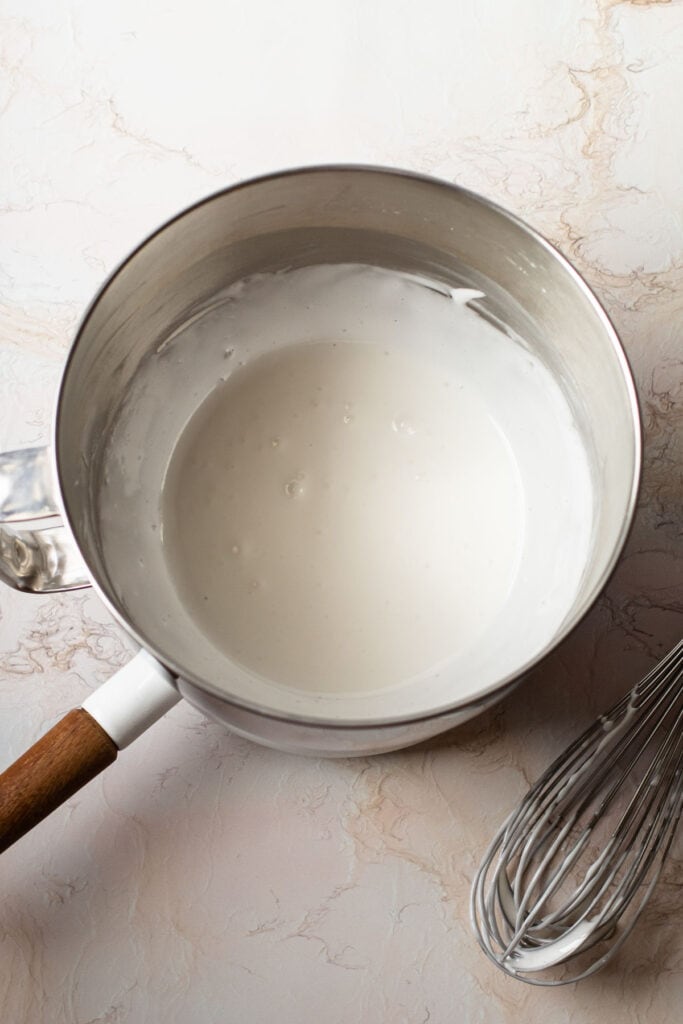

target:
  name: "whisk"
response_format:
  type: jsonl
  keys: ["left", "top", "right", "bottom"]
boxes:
{"left": 471, "top": 638, "right": 683, "bottom": 985}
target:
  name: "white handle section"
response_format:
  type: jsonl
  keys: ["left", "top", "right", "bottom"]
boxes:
{"left": 82, "top": 650, "right": 180, "bottom": 749}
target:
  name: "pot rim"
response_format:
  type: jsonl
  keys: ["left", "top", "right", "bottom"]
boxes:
{"left": 53, "top": 164, "right": 643, "bottom": 731}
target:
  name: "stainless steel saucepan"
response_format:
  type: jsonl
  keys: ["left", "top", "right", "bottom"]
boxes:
{"left": 0, "top": 166, "right": 641, "bottom": 852}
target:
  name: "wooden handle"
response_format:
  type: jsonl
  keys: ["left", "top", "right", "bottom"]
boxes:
{"left": 0, "top": 708, "right": 117, "bottom": 853}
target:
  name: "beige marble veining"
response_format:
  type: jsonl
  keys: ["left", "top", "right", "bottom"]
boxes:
{"left": 1, "top": 1, "right": 682, "bottom": 1021}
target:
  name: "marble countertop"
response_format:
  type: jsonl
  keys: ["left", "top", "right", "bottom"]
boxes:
{"left": 1, "top": 1, "right": 681, "bottom": 1021}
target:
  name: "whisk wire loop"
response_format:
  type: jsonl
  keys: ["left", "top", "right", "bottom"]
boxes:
{"left": 471, "top": 639, "right": 683, "bottom": 984}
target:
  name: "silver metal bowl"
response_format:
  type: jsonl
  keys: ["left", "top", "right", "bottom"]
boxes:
{"left": 0, "top": 166, "right": 641, "bottom": 756}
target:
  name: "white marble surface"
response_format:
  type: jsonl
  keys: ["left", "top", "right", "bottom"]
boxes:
{"left": 1, "top": 1, "right": 682, "bottom": 1021}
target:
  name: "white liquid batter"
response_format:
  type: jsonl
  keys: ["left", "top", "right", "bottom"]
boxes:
{"left": 100, "top": 264, "right": 594, "bottom": 717}
{"left": 162, "top": 337, "right": 523, "bottom": 693}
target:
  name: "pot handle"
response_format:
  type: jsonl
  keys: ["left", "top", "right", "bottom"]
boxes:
{"left": 0, "top": 650, "right": 180, "bottom": 853}
{"left": 0, "top": 447, "right": 90, "bottom": 592}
